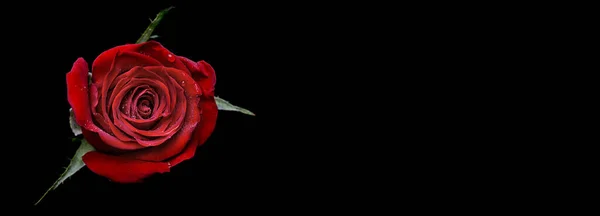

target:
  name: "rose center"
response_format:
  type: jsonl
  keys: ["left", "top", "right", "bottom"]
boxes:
{"left": 137, "top": 99, "right": 152, "bottom": 118}
{"left": 119, "top": 85, "right": 160, "bottom": 120}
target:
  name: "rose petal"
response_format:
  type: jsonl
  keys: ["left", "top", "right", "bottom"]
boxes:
{"left": 197, "top": 61, "right": 216, "bottom": 96}
{"left": 152, "top": 74, "right": 186, "bottom": 135}
{"left": 178, "top": 57, "right": 216, "bottom": 96}
{"left": 67, "top": 58, "right": 97, "bottom": 131}
{"left": 169, "top": 96, "right": 218, "bottom": 166}
{"left": 67, "top": 58, "right": 143, "bottom": 151}
{"left": 81, "top": 129, "right": 124, "bottom": 154}
{"left": 99, "top": 51, "right": 162, "bottom": 120}
{"left": 178, "top": 57, "right": 201, "bottom": 76}
{"left": 119, "top": 68, "right": 187, "bottom": 138}
{"left": 123, "top": 65, "right": 177, "bottom": 117}
{"left": 91, "top": 42, "right": 171, "bottom": 84}
{"left": 111, "top": 85, "right": 161, "bottom": 141}
{"left": 123, "top": 67, "right": 202, "bottom": 161}
{"left": 83, "top": 151, "right": 170, "bottom": 183}
{"left": 92, "top": 43, "right": 147, "bottom": 87}
{"left": 94, "top": 50, "right": 162, "bottom": 125}
{"left": 136, "top": 41, "right": 189, "bottom": 72}
{"left": 113, "top": 79, "right": 177, "bottom": 137}
{"left": 90, "top": 83, "right": 99, "bottom": 109}
{"left": 94, "top": 52, "right": 163, "bottom": 150}
{"left": 147, "top": 66, "right": 203, "bottom": 99}
{"left": 92, "top": 41, "right": 194, "bottom": 88}
{"left": 97, "top": 132, "right": 144, "bottom": 151}
{"left": 133, "top": 91, "right": 154, "bottom": 119}
{"left": 104, "top": 67, "right": 186, "bottom": 147}
{"left": 113, "top": 67, "right": 171, "bottom": 124}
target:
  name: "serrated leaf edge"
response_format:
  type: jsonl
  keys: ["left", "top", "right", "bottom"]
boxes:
{"left": 34, "top": 140, "right": 95, "bottom": 206}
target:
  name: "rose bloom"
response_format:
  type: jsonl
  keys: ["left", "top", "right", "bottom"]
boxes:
{"left": 66, "top": 41, "right": 217, "bottom": 183}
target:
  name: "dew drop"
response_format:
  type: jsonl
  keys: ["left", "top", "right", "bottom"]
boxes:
{"left": 167, "top": 54, "right": 175, "bottom": 62}
{"left": 181, "top": 80, "right": 185, "bottom": 86}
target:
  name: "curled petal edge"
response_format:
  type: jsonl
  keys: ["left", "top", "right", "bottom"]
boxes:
{"left": 83, "top": 151, "right": 170, "bottom": 183}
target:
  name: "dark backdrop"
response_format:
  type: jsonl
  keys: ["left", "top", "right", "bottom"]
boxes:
{"left": 0, "top": 1, "right": 539, "bottom": 212}
{"left": 3, "top": 0, "right": 364, "bottom": 211}
{"left": 10, "top": 2, "right": 273, "bottom": 210}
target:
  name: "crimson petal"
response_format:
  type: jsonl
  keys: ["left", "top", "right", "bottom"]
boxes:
{"left": 83, "top": 151, "right": 169, "bottom": 183}
{"left": 135, "top": 41, "right": 189, "bottom": 72}
{"left": 178, "top": 57, "right": 216, "bottom": 97}
{"left": 67, "top": 57, "right": 128, "bottom": 147}
{"left": 92, "top": 43, "right": 147, "bottom": 87}
{"left": 123, "top": 67, "right": 202, "bottom": 161}
{"left": 169, "top": 97, "right": 218, "bottom": 166}
{"left": 67, "top": 58, "right": 97, "bottom": 131}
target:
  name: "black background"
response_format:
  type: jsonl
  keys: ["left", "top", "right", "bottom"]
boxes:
{"left": 0, "top": 1, "right": 551, "bottom": 212}
{"left": 3, "top": 0, "right": 371, "bottom": 211}
{"left": 11, "top": 1, "right": 280, "bottom": 210}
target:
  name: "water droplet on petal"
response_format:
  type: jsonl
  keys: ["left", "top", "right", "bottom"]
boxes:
{"left": 167, "top": 54, "right": 175, "bottom": 62}
{"left": 181, "top": 80, "right": 185, "bottom": 86}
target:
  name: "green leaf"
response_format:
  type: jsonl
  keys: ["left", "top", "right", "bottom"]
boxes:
{"left": 69, "top": 108, "right": 82, "bottom": 136}
{"left": 136, "top": 6, "right": 174, "bottom": 44}
{"left": 215, "top": 96, "right": 255, "bottom": 116}
{"left": 34, "top": 139, "right": 95, "bottom": 205}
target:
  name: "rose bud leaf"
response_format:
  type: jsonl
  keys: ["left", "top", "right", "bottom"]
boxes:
{"left": 136, "top": 6, "right": 173, "bottom": 44}
{"left": 215, "top": 96, "right": 255, "bottom": 116}
{"left": 69, "top": 108, "right": 82, "bottom": 136}
{"left": 35, "top": 139, "right": 95, "bottom": 205}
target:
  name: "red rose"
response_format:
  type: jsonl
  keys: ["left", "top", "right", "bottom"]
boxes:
{"left": 66, "top": 41, "right": 218, "bottom": 183}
